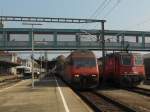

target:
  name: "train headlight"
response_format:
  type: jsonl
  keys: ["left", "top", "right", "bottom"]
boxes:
{"left": 74, "top": 74, "right": 79, "bottom": 77}
{"left": 92, "top": 74, "right": 96, "bottom": 77}
{"left": 124, "top": 72, "right": 127, "bottom": 74}
{"left": 133, "top": 72, "right": 138, "bottom": 74}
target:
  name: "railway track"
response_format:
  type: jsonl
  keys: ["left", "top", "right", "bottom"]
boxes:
{"left": 75, "top": 90, "right": 137, "bottom": 112}
{"left": 0, "top": 78, "right": 21, "bottom": 88}
{"left": 57, "top": 76, "right": 145, "bottom": 112}
{"left": 126, "top": 87, "right": 150, "bottom": 97}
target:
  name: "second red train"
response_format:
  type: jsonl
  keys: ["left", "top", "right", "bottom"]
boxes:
{"left": 98, "top": 52, "right": 145, "bottom": 87}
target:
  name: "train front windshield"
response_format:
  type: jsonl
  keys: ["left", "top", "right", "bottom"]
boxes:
{"left": 73, "top": 58, "right": 96, "bottom": 67}
{"left": 121, "top": 55, "right": 132, "bottom": 65}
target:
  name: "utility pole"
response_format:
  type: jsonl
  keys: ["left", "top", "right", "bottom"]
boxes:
{"left": 101, "top": 20, "right": 106, "bottom": 75}
{"left": 22, "top": 23, "right": 42, "bottom": 88}
{"left": 45, "top": 51, "right": 48, "bottom": 76}
{"left": 39, "top": 55, "right": 43, "bottom": 77}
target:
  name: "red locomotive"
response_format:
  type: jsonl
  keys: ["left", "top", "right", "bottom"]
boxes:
{"left": 57, "top": 50, "right": 99, "bottom": 89}
{"left": 98, "top": 52, "right": 145, "bottom": 87}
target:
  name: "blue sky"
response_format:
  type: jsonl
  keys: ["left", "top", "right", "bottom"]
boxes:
{"left": 1, "top": 0, "right": 150, "bottom": 59}
{"left": 1, "top": 0, "right": 150, "bottom": 30}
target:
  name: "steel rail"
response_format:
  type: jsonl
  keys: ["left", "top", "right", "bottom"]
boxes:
{"left": 126, "top": 87, "right": 150, "bottom": 97}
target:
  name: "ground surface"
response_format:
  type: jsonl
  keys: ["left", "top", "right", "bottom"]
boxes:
{"left": 0, "top": 75, "right": 92, "bottom": 112}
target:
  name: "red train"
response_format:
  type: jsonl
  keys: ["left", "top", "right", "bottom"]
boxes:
{"left": 98, "top": 52, "right": 145, "bottom": 87}
{"left": 56, "top": 50, "right": 99, "bottom": 89}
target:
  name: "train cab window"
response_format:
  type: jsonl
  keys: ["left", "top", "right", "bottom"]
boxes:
{"left": 73, "top": 58, "right": 96, "bottom": 67}
{"left": 134, "top": 55, "right": 143, "bottom": 65}
{"left": 121, "top": 55, "right": 131, "bottom": 65}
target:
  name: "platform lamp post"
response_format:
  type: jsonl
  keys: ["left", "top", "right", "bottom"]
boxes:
{"left": 22, "top": 23, "right": 42, "bottom": 88}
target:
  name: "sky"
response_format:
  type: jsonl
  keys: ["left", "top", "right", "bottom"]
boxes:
{"left": 1, "top": 0, "right": 150, "bottom": 30}
{"left": 1, "top": 0, "right": 150, "bottom": 59}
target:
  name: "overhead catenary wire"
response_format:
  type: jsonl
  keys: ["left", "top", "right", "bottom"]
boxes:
{"left": 80, "top": 0, "right": 111, "bottom": 29}
{"left": 94, "top": 0, "right": 112, "bottom": 19}
{"left": 104, "top": 1, "right": 150, "bottom": 38}
{"left": 89, "top": 0, "right": 111, "bottom": 19}
{"left": 103, "top": 0, "right": 121, "bottom": 19}
{"left": 77, "top": 30, "right": 98, "bottom": 41}
{"left": 81, "top": 0, "right": 150, "bottom": 44}
{"left": 105, "top": 0, "right": 150, "bottom": 37}
{"left": 113, "top": 13, "right": 150, "bottom": 38}
{"left": 79, "top": 0, "right": 113, "bottom": 41}
{"left": 94, "top": 0, "right": 121, "bottom": 29}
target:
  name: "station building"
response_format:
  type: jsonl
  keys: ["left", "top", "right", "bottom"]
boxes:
{"left": 0, "top": 51, "right": 20, "bottom": 75}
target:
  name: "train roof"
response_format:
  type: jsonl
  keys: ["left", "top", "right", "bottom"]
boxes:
{"left": 106, "top": 52, "right": 142, "bottom": 56}
{"left": 56, "top": 55, "right": 66, "bottom": 60}
{"left": 116, "top": 52, "right": 141, "bottom": 55}
{"left": 69, "top": 50, "right": 95, "bottom": 58}
{"left": 98, "top": 52, "right": 142, "bottom": 60}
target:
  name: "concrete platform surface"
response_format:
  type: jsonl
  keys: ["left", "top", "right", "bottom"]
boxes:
{"left": 0, "top": 75, "right": 92, "bottom": 112}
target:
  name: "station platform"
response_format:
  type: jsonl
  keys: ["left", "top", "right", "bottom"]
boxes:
{"left": 0, "top": 75, "right": 92, "bottom": 112}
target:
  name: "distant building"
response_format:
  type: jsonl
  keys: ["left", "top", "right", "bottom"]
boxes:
{"left": 21, "top": 59, "right": 31, "bottom": 68}
{"left": 0, "top": 21, "right": 3, "bottom": 28}
{"left": 16, "top": 58, "right": 40, "bottom": 75}
{"left": 0, "top": 51, "right": 20, "bottom": 75}
{"left": 0, "top": 50, "right": 41, "bottom": 76}
{"left": 0, "top": 52, "right": 17, "bottom": 62}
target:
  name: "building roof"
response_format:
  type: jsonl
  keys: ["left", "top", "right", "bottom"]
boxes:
{"left": 0, "top": 51, "right": 16, "bottom": 56}
{"left": 0, "top": 61, "right": 20, "bottom": 67}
